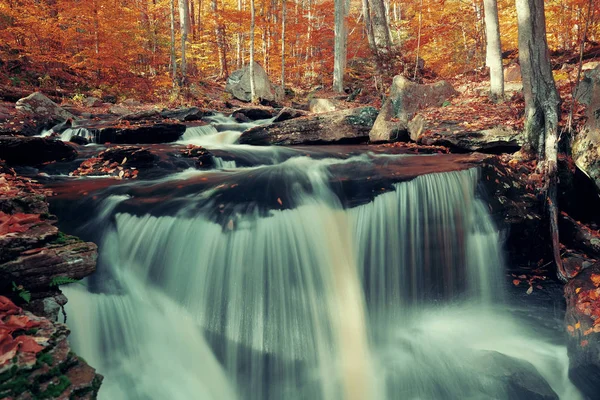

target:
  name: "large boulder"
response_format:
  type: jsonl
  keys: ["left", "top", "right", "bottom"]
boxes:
{"left": 309, "top": 98, "right": 338, "bottom": 113}
{"left": 225, "top": 62, "right": 283, "bottom": 103}
{"left": 572, "top": 65, "right": 600, "bottom": 191}
{"left": 0, "top": 136, "right": 77, "bottom": 165}
{"left": 15, "top": 92, "right": 74, "bottom": 121}
{"left": 369, "top": 75, "right": 457, "bottom": 142}
{"left": 564, "top": 263, "right": 600, "bottom": 399}
{"left": 239, "top": 107, "right": 378, "bottom": 145}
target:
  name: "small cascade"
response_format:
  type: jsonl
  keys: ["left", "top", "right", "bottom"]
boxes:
{"left": 62, "top": 158, "right": 581, "bottom": 400}
{"left": 180, "top": 114, "right": 274, "bottom": 147}
{"left": 60, "top": 127, "right": 96, "bottom": 142}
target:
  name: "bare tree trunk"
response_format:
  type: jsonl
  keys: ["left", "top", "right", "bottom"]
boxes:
{"left": 237, "top": 0, "right": 243, "bottom": 69}
{"left": 483, "top": 0, "right": 504, "bottom": 100}
{"left": 179, "top": 0, "right": 190, "bottom": 86}
{"left": 368, "top": 0, "right": 392, "bottom": 52}
{"left": 212, "top": 0, "right": 228, "bottom": 79}
{"left": 362, "top": 0, "right": 376, "bottom": 51}
{"left": 250, "top": 0, "right": 256, "bottom": 101}
{"left": 516, "top": 0, "right": 565, "bottom": 282}
{"left": 170, "top": 0, "right": 177, "bottom": 86}
{"left": 281, "top": 0, "right": 286, "bottom": 88}
{"left": 333, "top": 0, "right": 347, "bottom": 92}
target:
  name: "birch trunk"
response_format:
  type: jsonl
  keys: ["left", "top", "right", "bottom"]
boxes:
{"left": 333, "top": 0, "right": 347, "bottom": 92}
{"left": 281, "top": 0, "right": 286, "bottom": 88}
{"left": 483, "top": 0, "right": 504, "bottom": 100}
{"left": 178, "top": 0, "right": 190, "bottom": 85}
{"left": 368, "top": 0, "right": 392, "bottom": 52}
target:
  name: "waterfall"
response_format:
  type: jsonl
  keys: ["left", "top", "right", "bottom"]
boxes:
{"left": 63, "top": 158, "right": 580, "bottom": 400}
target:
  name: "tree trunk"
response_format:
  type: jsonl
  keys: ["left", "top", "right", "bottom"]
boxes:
{"left": 178, "top": 0, "right": 190, "bottom": 86}
{"left": 362, "top": 0, "right": 376, "bottom": 51}
{"left": 483, "top": 0, "right": 504, "bottom": 100}
{"left": 211, "top": 0, "right": 228, "bottom": 79}
{"left": 281, "top": 0, "right": 286, "bottom": 88}
{"left": 250, "top": 0, "right": 256, "bottom": 101}
{"left": 516, "top": 0, "right": 565, "bottom": 281}
{"left": 333, "top": 0, "right": 347, "bottom": 92}
{"left": 237, "top": 0, "right": 243, "bottom": 69}
{"left": 169, "top": 0, "right": 177, "bottom": 86}
{"left": 368, "top": 0, "right": 392, "bottom": 52}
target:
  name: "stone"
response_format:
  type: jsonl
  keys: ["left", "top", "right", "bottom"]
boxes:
{"left": 575, "top": 65, "right": 600, "bottom": 105}
{"left": 504, "top": 64, "right": 522, "bottom": 82}
{"left": 0, "top": 136, "right": 77, "bottom": 166}
{"left": 0, "top": 296, "right": 103, "bottom": 398}
{"left": 123, "top": 98, "right": 142, "bottom": 106}
{"left": 413, "top": 123, "right": 524, "bottom": 153}
{"left": 239, "top": 107, "right": 378, "bottom": 145}
{"left": 160, "top": 107, "right": 210, "bottom": 122}
{"left": 15, "top": 92, "right": 75, "bottom": 121}
{"left": 564, "top": 264, "right": 600, "bottom": 399}
{"left": 96, "top": 122, "right": 186, "bottom": 144}
{"left": 72, "top": 146, "right": 158, "bottom": 179}
{"left": 369, "top": 97, "right": 409, "bottom": 143}
{"left": 84, "top": 96, "right": 103, "bottom": 107}
{"left": 378, "top": 75, "right": 457, "bottom": 133}
{"left": 109, "top": 105, "right": 130, "bottom": 116}
{"left": 573, "top": 66, "right": 600, "bottom": 192}
{"left": 231, "top": 107, "right": 275, "bottom": 121}
{"left": 225, "top": 62, "right": 283, "bottom": 103}
{"left": 582, "top": 61, "right": 600, "bottom": 71}
{"left": 102, "top": 95, "right": 117, "bottom": 103}
{"left": 273, "top": 107, "right": 309, "bottom": 123}
{"left": 309, "top": 98, "right": 338, "bottom": 113}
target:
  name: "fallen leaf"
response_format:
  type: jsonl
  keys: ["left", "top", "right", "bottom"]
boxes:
{"left": 526, "top": 286, "right": 533, "bottom": 295}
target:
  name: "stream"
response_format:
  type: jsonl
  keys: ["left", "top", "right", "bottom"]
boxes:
{"left": 40, "top": 115, "right": 582, "bottom": 400}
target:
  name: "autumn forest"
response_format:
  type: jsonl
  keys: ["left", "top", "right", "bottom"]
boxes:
{"left": 0, "top": 0, "right": 597, "bottom": 100}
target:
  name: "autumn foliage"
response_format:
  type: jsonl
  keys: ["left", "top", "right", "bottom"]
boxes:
{"left": 0, "top": 0, "right": 598, "bottom": 99}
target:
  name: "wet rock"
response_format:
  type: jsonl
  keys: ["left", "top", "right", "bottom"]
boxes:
{"left": 0, "top": 296, "right": 103, "bottom": 399}
{"left": 412, "top": 122, "right": 524, "bottom": 153}
{"left": 225, "top": 62, "right": 283, "bottom": 103}
{"left": 369, "top": 75, "right": 457, "bottom": 142}
{"left": 72, "top": 146, "right": 158, "bottom": 179}
{"left": 160, "top": 107, "right": 210, "bottom": 122}
{"left": 564, "top": 264, "right": 600, "bottom": 399}
{"left": 308, "top": 98, "right": 338, "bottom": 113}
{"left": 179, "top": 145, "right": 215, "bottom": 169}
{"left": 0, "top": 136, "right": 77, "bottom": 166}
{"left": 575, "top": 65, "right": 600, "bottom": 105}
{"left": 239, "top": 107, "right": 378, "bottom": 145}
{"left": 119, "top": 109, "right": 160, "bottom": 121}
{"left": 273, "top": 107, "right": 309, "bottom": 123}
{"left": 96, "top": 122, "right": 186, "bottom": 144}
{"left": 15, "top": 92, "right": 75, "bottom": 122}
{"left": 231, "top": 107, "right": 275, "bottom": 121}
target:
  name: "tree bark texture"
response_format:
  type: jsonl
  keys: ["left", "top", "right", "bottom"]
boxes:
{"left": 483, "top": 0, "right": 504, "bottom": 99}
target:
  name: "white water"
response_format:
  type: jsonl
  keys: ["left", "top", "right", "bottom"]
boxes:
{"left": 63, "top": 153, "right": 581, "bottom": 400}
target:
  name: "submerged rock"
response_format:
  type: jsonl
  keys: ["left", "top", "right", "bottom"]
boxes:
{"left": 564, "top": 264, "right": 600, "bottom": 399}
{"left": 239, "top": 107, "right": 378, "bottom": 145}
{"left": 0, "top": 136, "right": 77, "bottom": 166}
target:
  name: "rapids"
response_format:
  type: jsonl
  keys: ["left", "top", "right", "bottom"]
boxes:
{"left": 45, "top": 115, "right": 582, "bottom": 399}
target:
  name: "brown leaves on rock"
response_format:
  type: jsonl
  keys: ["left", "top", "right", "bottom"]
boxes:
{"left": 71, "top": 146, "right": 155, "bottom": 179}
{"left": 0, "top": 212, "right": 42, "bottom": 236}
{"left": 0, "top": 296, "right": 44, "bottom": 370}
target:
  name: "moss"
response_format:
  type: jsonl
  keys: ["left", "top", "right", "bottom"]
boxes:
{"left": 345, "top": 107, "right": 378, "bottom": 127}
{"left": 0, "top": 374, "right": 30, "bottom": 397}
{"left": 40, "top": 375, "right": 70, "bottom": 398}
{"left": 38, "top": 352, "right": 54, "bottom": 366}
{"left": 51, "top": 231, "right": 70, "bottom": 245}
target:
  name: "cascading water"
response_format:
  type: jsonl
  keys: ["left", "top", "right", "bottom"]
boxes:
{"left": 59, "top": 151, "right": 581, "bottom": 399}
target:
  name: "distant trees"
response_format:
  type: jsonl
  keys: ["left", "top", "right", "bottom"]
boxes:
{"left": 0, "top": 0, "right": 595, "bottom": 97}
